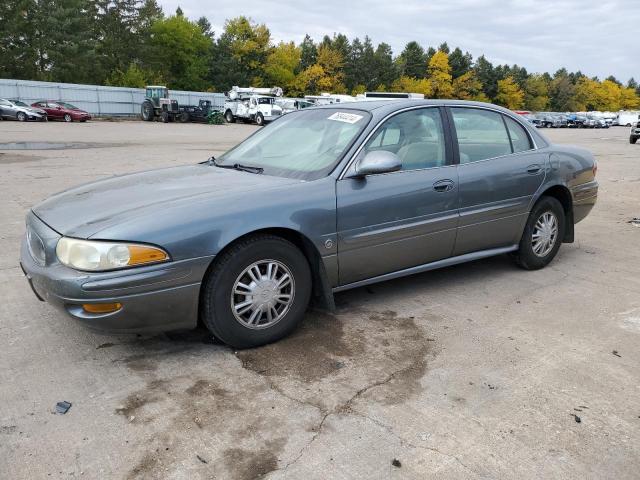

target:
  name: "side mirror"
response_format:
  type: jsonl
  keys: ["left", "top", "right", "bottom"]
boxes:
{"left": 351, "top": 150, "right": 402, "bottom": 177}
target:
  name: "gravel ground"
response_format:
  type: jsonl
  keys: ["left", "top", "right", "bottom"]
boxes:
{"left": 0, "top": 120, "right": 639, "bottom": 479}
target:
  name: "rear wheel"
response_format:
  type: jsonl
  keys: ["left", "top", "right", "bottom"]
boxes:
{"left": 63, "top": 113, "right": 72, "bottom": 122}
{"left": 180, "top": 111, "right": 190, "bottom": 123}
{"left": 513, "top": 196, "right": 565, "bottom": 270}
{"left": 161, "top": 111, "right": 170, "bottom": 123}
{"left": 224, "top": 110, "right": 235, "bottom": 123}
{"left": 201, "top": 235, "right": 311, "bottom": 349}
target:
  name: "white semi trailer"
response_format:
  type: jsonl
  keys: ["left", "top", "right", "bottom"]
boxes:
{"left": 223, "top": 86, "right": 284, "bottom": 126}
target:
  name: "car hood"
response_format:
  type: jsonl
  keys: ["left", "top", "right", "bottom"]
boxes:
{"left": 33, "top": 164, "right": 300, "bottom": 238}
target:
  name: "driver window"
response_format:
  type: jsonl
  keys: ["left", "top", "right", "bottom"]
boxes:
{"left": 364, "top": 108, "right": 446, "bottom": 171}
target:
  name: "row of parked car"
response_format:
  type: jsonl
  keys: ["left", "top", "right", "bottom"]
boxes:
{"left": 521, "top": 113, "right": 612, "bottom": 129}
{"left": 0, "top": 98, "right": 92, "bottom": 122}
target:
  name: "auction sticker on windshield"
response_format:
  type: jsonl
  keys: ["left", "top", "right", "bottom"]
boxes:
{"left": 327, "top": 112, "right": 363, "bottom": 124}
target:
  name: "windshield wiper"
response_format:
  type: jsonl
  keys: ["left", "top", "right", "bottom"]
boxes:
{"left": 209, "top": 156, "right": 263, "bottom": 174}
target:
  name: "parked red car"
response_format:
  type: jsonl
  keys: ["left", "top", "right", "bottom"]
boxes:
{"left": 31, "top": 101, "right": 91, "bottom": 122}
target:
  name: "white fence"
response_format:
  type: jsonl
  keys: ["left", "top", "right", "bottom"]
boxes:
{"left": 0, "top": 79, "right": 226, "bottom": 116}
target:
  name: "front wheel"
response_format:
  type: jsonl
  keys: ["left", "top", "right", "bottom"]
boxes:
{"left": 63, "top": 114, "right": 72, "bottom": 122}
{"left": 17, "top": 112, "right": 27, "bottom": 122}
{"left": 201, "top": 235, "right": 312, "bottom": 349}
{"left": 255, "top": 113, "right": 264, "bottom": 126}
{"left": 631, "top": 136, "right": 638, "bottom": 145}
{"left": 513, "top": 196, "right": 565, "bottom": 270}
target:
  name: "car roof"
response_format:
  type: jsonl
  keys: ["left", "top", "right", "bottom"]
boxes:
{"left": 312, "top": 98, "right": 516, "bottom": 114}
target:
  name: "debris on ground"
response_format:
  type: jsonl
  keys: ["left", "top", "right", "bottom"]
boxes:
{"left": 612, "top": 350, "right": 622, "bottom": 357}
{"left": 391, "top": 459, "right": 402, "bottom": 468}
{"left": 55, "top": 401, "right": 72, "bottom": 414}
{"left": 96, "top": 343, "right": 115, "bottom": 349}
{"left": 628, "top": 218, "right": 640, "bottom": 227}
{"left": 196, "top": 455, "right": 208, "bottom": 464}
{"left": 572, "top": 414, "right": 582, "bottom": 423}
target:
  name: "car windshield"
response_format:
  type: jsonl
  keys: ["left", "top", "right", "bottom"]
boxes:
{"left": 60, "top": 102, "right": 79, "bottom": 110}
{"left": 257, "top": 97, "right": 274, "bottom": 105}
{"left": 217, "top": 108, "right": 371, "bottom": 180}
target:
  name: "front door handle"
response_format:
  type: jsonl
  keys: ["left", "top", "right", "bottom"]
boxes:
{"left": 526, "top": 164, "right": 542, "bottom": 174}
{"left": 433, "top": 179, "right": 455, "bottom": 192}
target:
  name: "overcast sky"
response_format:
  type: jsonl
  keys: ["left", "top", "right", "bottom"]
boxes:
{"left": 158, "top": 0, "right": 638, "bottom": 83}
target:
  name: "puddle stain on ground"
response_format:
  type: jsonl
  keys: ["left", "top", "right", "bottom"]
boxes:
{"left": 236, "top": 309, "right": 433, "bottom": 405}
{"left": 118, "top": 308, "right": 436, "bottom": 479}
{"left": 223, "top": 438, "right": 287, "bottom": 480}
{"left": 236, "top": 311, "right": 362, "bottom": 382}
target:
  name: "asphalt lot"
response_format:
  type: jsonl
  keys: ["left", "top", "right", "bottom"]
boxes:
{"left": 1, "top": 120, "right": 639, "bottom": 479}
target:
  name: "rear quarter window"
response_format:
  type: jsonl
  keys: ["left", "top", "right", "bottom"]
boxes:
{"left": 504, "top": 116, "right": 533, "bottom": 152}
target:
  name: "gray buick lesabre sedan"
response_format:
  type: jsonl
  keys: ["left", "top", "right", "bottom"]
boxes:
{"left": 21, "top": 100, "right": 598, "bottom": 348}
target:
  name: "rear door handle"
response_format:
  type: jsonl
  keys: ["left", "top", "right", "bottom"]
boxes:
{"left": 526, "top": 164, "right": 542, "bottom": 174}
{"left": 433, "top": 179, "right": 455, "bottom": 192}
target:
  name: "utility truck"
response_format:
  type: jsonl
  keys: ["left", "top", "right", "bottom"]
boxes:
{"left": 223, "top": 86, "right": 284, "bottom": 125}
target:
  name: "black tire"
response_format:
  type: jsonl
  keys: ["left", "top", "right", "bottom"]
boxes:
{"left": 631, "top": 136, "right": 638, "bottom": 145}
{"left": 201, "top": 234, "right": 312, "bottom": 349}
{"left": 255, "top": 113, "right": 264, "bottom": 126}
{"left": 224, "top": 110, "right": 235, "bottom": 123}
{"left": 141, "top": 102, "right": 154, "bottom": 121}
{"left": 17, "top": 112, "right": 27, "bottom": 122}
{"left": 513, "top": 196, "right": 565, "bottom": 270}
{"left": 161, "top": 111, "right": 169, "bottom": 123}
{"left": 63, "top": 113, "right": 72, "bottom": 122}
{"left": 180, "top": 111, "right": 190, "bottom": 123}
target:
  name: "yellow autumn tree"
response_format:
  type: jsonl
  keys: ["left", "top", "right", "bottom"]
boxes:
{"left": 292, "top": 45, "right": 346, "bottom": 94}
{"left": 452, "top": 71, "right": 488, "bottom": 102}
{"left": 391, "top": 76, "right": 432, "bottom": 97}
{"left": 495, "top": 76, "right": 525, "bottom": 109}
{"left": 620, "top": 87, "right": 640, "bottom": 110}
{"left": 427, "top": 50, "right": 453, "bottom": 98}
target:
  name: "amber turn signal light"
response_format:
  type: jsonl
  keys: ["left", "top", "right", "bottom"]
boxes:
{"left": 82, "top": 303, "right": 122, "bottom": 314}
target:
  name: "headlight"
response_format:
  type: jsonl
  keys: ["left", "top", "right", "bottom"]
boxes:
{"left": 56, "top": 237, "right": 169, "bottom": 271}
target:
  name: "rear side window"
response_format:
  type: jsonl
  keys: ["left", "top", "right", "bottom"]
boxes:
{"left": 451, "top": 108, "right": 512, "bottom": 163}
{"left": 504, "top": 116, "right": 533, "bottom": 152}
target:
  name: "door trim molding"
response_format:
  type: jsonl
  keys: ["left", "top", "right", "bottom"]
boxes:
{"left": 332, "top": 244, "right": 518, "bottom": 292}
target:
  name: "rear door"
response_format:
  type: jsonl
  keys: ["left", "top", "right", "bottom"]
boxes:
{"left": 449, "top": 107, "right": 546, "bottom": 255}
{"left": 336, "top": 106, "right": 459, "bottom": 286}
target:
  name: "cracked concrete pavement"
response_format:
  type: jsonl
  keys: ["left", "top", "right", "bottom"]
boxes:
{"left": 1, "top": 121, "right": 639, "bottom": 479}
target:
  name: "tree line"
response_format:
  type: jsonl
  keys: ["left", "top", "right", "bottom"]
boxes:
{"left": 2, "top": 1, "right": 639, "bottom": 111}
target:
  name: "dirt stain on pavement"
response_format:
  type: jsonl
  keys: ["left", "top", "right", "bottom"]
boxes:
{"left": 223, "top": 438, "right": 287, "bottom": 480}
{"left": 236, "top": 311, "right": 363, "bottom": 382}
{"left": 119, "top": 307, "right": 436, "bottom": 479}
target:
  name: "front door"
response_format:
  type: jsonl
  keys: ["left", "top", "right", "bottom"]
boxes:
{"left": 449, "top": 107, "right": 547, "bottom": 255}
{"left": 336, "top": 107, "right": 459, "bottom": 286}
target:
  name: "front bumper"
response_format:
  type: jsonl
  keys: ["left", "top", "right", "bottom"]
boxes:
{"left": 20, "top": 212, "right": 213, "bottom": 333}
